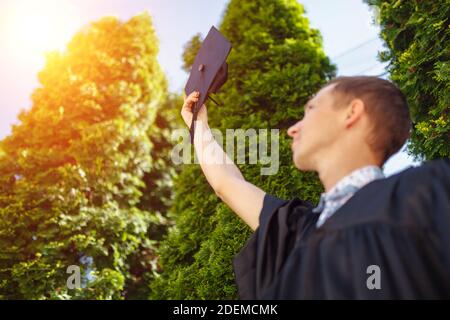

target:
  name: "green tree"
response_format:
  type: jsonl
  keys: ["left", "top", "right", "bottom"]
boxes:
{"left": 181, "top": 33, "right": 203, "bottom": 72}
{"left": 151, "top": 0, "right": 335, "bottom": 299}
{"left": 126, "top": 93, "right": 183, "bottom": 299}
{"left": 367, "top": 0, "right": 449, "bottom": 160}
{"left": 0, "top": 13, "right": 170, "bottom": 299}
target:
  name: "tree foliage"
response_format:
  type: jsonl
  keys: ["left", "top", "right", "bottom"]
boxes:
{"left": 0, "top": 13, "right": 172, "bottom": 299}
{"left": 368, "top": 0, "right": 449, "bottom": 160}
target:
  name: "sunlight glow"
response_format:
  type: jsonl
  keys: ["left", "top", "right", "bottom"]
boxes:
{"left": 2, "top": 0, "right": 81, "bottom": 61}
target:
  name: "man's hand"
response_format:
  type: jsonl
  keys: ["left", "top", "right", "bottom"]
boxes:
{"left": 181, "top": 91, "right": 208, "bottom": 127}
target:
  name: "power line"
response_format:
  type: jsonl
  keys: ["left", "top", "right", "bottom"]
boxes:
{"left": 376, "top": 71, "right": 389, "bottom": 78}
{"left": 332, "top": 37, "right": 379, "bottom": 61}
{"left": 354, "top": 63, "right": 385, "bottom": 75}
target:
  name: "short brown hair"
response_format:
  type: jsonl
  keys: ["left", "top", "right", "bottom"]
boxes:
{"left": 326, "top": 76, "right": 412, "bottom": 166}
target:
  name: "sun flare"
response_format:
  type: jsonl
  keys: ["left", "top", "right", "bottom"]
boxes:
{"left": 2, "top": 0, "right": 81, "bottom": 61}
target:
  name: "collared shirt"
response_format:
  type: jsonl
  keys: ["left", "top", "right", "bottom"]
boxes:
{"left": 313, "top": 165, "right": 385, "bottom": 228}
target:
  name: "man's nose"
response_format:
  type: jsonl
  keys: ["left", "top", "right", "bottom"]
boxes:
{"left": 287, "top": 121, "right": 302, "bottom": 138}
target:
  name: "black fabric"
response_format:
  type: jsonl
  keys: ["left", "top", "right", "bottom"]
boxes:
{"left": 233, "top": 158, "right": 450, "bottom": 299}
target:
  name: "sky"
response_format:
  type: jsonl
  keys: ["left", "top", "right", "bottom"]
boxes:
{"left": 0, "top": 0, "right": 420, "bottom": 175}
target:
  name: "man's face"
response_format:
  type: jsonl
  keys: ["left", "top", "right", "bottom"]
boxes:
{"left": 287, "top": 84, "right": 344, "bottom": 171}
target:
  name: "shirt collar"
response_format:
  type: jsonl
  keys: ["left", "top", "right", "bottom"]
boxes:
{"left": 312, "top": 165, "right": 385, "bottom": 213}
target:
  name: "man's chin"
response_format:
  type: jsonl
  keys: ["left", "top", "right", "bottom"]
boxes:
{"left": 293, "top": 157, "right": 306, "bottom": 171}
{"left": 293, "top": 153, "right": 313, "bottom": 171}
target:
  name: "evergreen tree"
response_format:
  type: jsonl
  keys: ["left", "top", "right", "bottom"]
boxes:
{"left": 127, "top": 93, "right": 183, "bottom": 299}
{"left": 0, "top": 13, "right": 169, "bottom": 299}
{"left": 367, "top": 0, "right": 449, "bottom": 160}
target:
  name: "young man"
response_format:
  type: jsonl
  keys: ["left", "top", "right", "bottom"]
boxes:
{"left": 181, "top": 76, "right": 450, "bottom": 299}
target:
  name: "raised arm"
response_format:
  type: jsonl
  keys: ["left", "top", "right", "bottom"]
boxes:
{"left": 181, "top": 91, "right": 265, "bottom": 231}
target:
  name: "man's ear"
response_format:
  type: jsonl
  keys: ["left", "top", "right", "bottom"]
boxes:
{"left": 344, "top": 98, "right": 365, "bottom": 128}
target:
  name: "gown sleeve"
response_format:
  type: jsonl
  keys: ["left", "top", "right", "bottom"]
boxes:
{"left": 232, "top": 193, "right": 315, "bottom": 299}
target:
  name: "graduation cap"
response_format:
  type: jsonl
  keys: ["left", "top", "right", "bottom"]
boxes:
{"left": 184, "top": 26, "right": 232, "bottom": 144}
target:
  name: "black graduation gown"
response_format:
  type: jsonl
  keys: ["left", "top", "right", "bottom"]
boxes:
{"left": 233, "top": 158, "right": 450, "bottom": 299}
